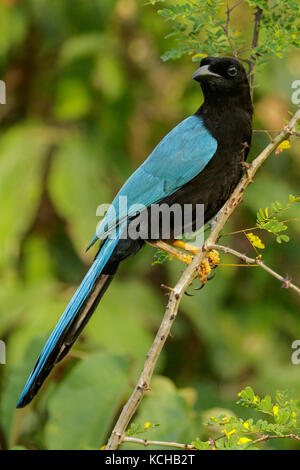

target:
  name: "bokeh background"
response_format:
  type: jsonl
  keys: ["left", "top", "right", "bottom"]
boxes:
{"left": 0, "top": 0, "right": 299, "bottom": 450}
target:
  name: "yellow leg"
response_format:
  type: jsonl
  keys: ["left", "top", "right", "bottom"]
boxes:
{"left": 147, "top": 240, "right": 220, "bottom": 284}
{"left": 172, "top": 240, "right": 220, "bottom": 265}
{"left": 172, "top": 239, "right": 199, "bottom": 255}
{"left": 147, "top": 240, "right": 193, "bottom": 264}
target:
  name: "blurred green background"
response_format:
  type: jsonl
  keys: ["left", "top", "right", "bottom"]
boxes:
{"left": 0, "top": 0, "right": 299, "bottom": 450}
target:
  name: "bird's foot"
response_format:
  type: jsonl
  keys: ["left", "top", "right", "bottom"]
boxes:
{"left": 195, "top": 249, "right": 220, "bottom": 283}
{"left": 148, "top": 239, "right": 219, "bottom": 284}
{"left": 172, "top": 241, "right": 220, "bottom": 284}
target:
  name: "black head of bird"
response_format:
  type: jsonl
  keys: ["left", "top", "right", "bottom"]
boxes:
{"left": 193, "top": 56, "right": 253, "bottom": 115}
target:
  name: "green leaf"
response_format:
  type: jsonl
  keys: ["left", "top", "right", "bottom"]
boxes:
{"left": 277, "top": 409, "right": 290, "bottom": 425}
{"left": 259, "top": 395, "right": 273, "bottom": 413}
{"left": 0, "top": 337, "right": 45, "bottom": 444}
{"left": 0, "top": 123, "right": 56, "bottom": 271}
{"left": 44, "top": 352, "right": 130, "bottom": 450}
{"left": 244, "top": 386, "right": 255, "bottom": 401}
{"left": 276, "top": 234, "right": 290, "bottom": 244}
{"left": 48, "top": 136, "right": 111, "bottom": 252}
{"left": 191, "top": 438, "right": 211, "bottom": 450}
{"left": 122, "top": 376, "right": 200, "bottom": 449}
{"left": 152, "top": 249, "right": 172, "bottom": 265}
{"left": 53, "top": 78, "right": 92, "bottom": 121}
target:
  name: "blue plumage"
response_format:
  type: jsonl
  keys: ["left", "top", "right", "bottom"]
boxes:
{"left": 90, "top": 115, "right": 217, "bottom": 244}
{"left": 17, "top": 223, "right": 126, "bottom": 407}
{"left": 17, "top": 115, "right": 217, "bottom": 408}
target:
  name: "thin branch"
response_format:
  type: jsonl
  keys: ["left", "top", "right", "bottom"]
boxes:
{"left": 228, "top": 0, "right": 244, "bottom": 14}
{"left": 219, "top": 0, "right": 243, "bottom": 58}
{"left": 253, "top": 128, "right": 300, "bottom": 140}
{"left": 248, "top": 3, "right": 266, "bottom": 94}
{"left": 251, "top": 433, "right": 300, "bottom": 446}
{"left": 105, "top": 107, "right": 300, "bottom": 450}
{"left": 209, "top": 243, "right": 300, "bottom": 296}
{"left": 253, "top": 129, "right": 281, "bottom": 133}
{"left": 123, "top": 433, "right": 300, "bottom": 449}
{"left": 253, "top": 129, "right": 275, "bottom": 141}
{"left": 122, "top": 436, "right": 196, "bottom": 450}
{"left": 219, "top": 217, "right": 300, "bottom": 239}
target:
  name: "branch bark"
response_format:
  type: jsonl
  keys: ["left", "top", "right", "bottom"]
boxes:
{"left": 105, "top": 107, "right": 300, "bottom": 450}
{"left": 251, "top": 433, "right": 300, "bottom": 446}
{"left": 122, "top": 436, "right": 196, "bottom": 450}
{"left": 218, "top": 0, "right": 244, "bottom": 58}
{"left": 248, "top": 2, "right": 267, "bottom": 94}
{"left": 209, "top": 244, "right": 300, "bottom": 296}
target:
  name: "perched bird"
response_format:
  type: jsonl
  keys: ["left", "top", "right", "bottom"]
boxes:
{"left": 17, "top": 56, "right": 253, "bottom": 408}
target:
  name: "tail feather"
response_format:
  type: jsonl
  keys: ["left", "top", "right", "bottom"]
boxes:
{"left": 17, "top": 231, "right": 123, "bottom": 408}
{"left": 55, "top": 274, "right": 114, "bottom": 364}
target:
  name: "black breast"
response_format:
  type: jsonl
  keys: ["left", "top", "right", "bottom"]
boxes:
{"left": 159, "top": 103, "right": 252, "bottom": 233}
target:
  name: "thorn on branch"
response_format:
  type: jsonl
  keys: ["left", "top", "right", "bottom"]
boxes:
{"left": 281, "top": 276, "right": 291, "bottom": 289}
{"left": 241, "top": 161, "right": 253, "bottom": 183}
{"left": 160, "top": 283, "right": 175, "bottom": 293}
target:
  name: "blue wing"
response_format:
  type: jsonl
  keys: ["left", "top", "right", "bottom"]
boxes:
{"left": 91, "top": 115, "right": 217, "bottom": 244}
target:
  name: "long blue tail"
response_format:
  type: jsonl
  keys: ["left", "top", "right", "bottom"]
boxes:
{"left": 17, "top": 233, "right": 122, "bottom": 408}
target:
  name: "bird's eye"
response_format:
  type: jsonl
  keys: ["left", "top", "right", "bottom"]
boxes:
{"left": 227, "top": 66, "right": 238, "bottom": 77}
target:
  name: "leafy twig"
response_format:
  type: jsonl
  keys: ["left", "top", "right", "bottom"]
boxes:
{"left": 251, "top": 433, "right": 300, "bottom": 445}
{"left": 209, "top": 243, "right": 300, "bottom": 296}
